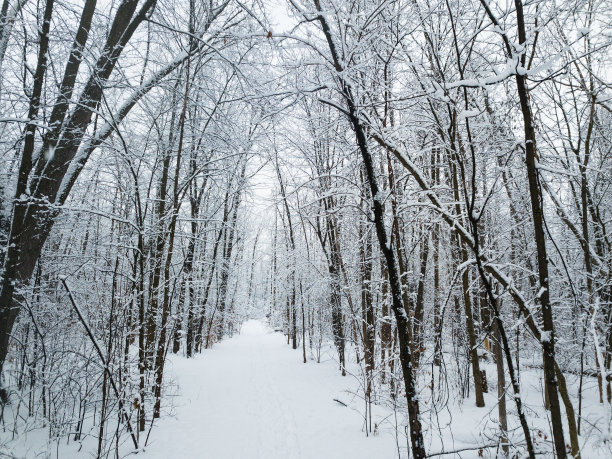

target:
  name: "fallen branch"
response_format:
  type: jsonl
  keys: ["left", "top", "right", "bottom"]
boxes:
{"left": 427, "top": 443, "right": 500, "bottom": 457}
{"left": 524, "top": 363, "right": 612, "bottom": 382}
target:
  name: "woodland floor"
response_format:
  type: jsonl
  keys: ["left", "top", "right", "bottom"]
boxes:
{"left": 138, "top": 320, "right": 397, "bottom": 459}
{"left": 3, "top": 320, "right": 610, "bottom": 458}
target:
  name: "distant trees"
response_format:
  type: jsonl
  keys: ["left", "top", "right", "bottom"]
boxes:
{"left": 0, "top": 0, "right": 269, "bottom": 454}
{"left": 0, "top": 0, "right": 610, "bottom": 457}
{"left": 260, "top": 0, "right": 611, "bottom": 457}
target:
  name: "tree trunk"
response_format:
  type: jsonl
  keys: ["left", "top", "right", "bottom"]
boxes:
{"left": 512, "top": 1, "right": 566, "bottom": 454}
{"left": 0, "top": 0, "right": 157, "bottom": 379}
{"left": 311, "top": 3, "right": 426, "bottom": 451}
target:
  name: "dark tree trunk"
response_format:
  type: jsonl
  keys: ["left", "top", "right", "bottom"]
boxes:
{"left": 311, "top": 3, "right": 426, "bottom": 454}
{"left": 413, "top": 233, "right": 429, "bottom": 366}
{"left": 0, "top": 0, "right": 157, "bottom": 379}
{"left": 512, "top": 1, "right": 566, "bottom": 454}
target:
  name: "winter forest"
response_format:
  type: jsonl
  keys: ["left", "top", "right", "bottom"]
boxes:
{"left": 0, "top": 0, "right": 610, "bottom": 457}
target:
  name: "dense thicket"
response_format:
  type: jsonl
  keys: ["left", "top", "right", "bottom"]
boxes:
{"left": 0, "top": 0, "right": 611, "bottom": 458}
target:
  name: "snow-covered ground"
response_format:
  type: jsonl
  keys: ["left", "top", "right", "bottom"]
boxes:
{"left": 3, "top": 319, "right": 611, "bottom": 458}
{"left": 139, "top": 319, "right": 397, "bottom": 459}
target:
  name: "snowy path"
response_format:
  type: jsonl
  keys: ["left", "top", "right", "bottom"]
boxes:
{"left": 140, "top": 320, "right": 397, "bottom": 459}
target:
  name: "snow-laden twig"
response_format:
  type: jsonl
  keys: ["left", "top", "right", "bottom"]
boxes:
{"left": 60, "top": 277, "right": 139, "bottom": 451}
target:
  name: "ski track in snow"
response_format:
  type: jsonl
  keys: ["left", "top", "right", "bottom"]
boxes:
{"left": 140, "top": 320, "right": 397, "bottom": 459}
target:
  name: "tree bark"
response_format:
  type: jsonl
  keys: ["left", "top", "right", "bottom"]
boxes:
{"left": 0, "top": 0, "right": 158, "bottom": 379}
{"left": 311, "top": 3, "right": 426, "bottom": 454}
{"left": 512, "top": 1, "right": 566, "bottom": 454}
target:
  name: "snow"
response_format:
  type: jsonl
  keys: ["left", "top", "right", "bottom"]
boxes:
{"left": 458, "top": 109, "right": 480, "bottom": 119}
{"left": 3, "top": 320, "right": 612, "bottom": 458}
{"left": 536, "top": 286, "right": 547, "bottom": 299}
{"left": 139, "top": 320, "right": 397, "bottom": 459}
{"left": 578, "top": 27, "right": 591, "bottom": 36}
{"left": 44, "top": 146, "right": 55, "bottom": 161}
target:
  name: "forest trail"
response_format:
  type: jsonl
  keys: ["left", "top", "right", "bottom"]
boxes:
{"left": 140, "top": 320, "right": 397, "bottom": 459}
